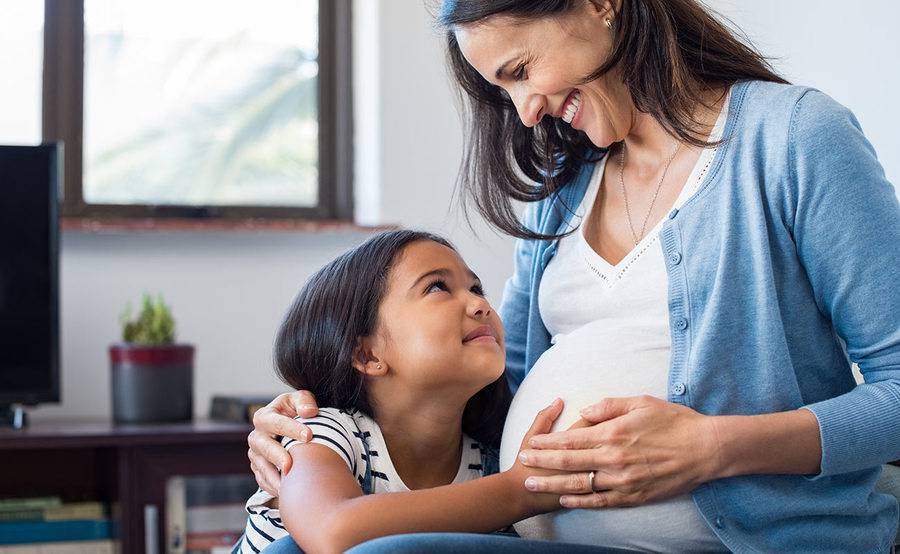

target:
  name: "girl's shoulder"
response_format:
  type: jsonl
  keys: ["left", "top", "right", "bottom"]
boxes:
{"left": 283, "top": 407, "right": 373, "bottom": 474}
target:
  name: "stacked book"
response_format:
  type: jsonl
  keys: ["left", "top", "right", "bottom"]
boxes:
{"left": 167, "top": 475, "right": 258, "bottom": 554}
{"left": 0, "top": 497, "right": 115, "bottom": 553}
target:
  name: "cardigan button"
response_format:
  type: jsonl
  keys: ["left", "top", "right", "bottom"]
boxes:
{"left": 668, "top": 251, "right": 682, "bottom": 265}
{"left": 672, "top": 382, "right": 686, "bottom": 396}
{"left": 668, "top": 209, "right": 679, "bottom": 219}
{"left": 674, "top": 317, "right": 689, "bottom": 331}
{"left": 714, "top": 516, "right": 725, "bottom": 529}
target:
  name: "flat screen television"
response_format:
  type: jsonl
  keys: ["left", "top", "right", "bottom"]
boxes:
{"left": 0, "top": 144, "right": 61, "bottom": 421}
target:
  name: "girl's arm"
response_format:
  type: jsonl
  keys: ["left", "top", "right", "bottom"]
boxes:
{"left": 280, "top": 401, "right": 563, "bottom": 554}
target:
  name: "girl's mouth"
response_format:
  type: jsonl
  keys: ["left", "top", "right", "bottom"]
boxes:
{"left": 463, "top": 325, "right": 497, "bottom": 343}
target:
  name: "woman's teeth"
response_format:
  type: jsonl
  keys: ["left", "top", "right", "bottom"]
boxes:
{"left": 562, "top": 91, "right": 581, "bottom": 124}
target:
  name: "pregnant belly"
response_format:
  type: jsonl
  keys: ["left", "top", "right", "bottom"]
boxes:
{"left": 498, "top": 325, "right": 721, "bottom": 551}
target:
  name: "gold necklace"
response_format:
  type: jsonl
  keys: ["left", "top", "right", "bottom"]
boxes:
{"left": 618, "top": 140, "right": 681, "bottom": 246}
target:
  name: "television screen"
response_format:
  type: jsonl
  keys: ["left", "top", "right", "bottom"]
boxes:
{"left": 0, "top": 144, "right": 60, "bottom": 406}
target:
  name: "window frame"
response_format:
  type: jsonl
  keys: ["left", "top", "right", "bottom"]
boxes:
{"left": 43, "top": 0, "right": 353, "bottom": 222}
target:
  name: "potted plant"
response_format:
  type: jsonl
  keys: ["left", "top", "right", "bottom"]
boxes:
{"left": 109, "top": 294, "right": 194, "bottom": 423}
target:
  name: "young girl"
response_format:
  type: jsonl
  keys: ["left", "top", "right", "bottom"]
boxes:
{"left": 234, "top": 230, "right": 565, "bottom": 554}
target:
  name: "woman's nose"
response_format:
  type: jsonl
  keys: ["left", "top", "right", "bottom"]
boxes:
{"left": 510, "top": 88, "right": 546, "bottom": 128}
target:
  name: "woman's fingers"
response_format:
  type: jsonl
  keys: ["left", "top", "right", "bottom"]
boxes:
{"left": 525, "top": 469, "right": 626, "bottom": 495}
{"left": 528, "top": 426, "right": 605, "bottom": 450}
{"left": 252, "top": 402, "right": 309, "bottom": 442}
{"left": 288, "top": 390, "right": 319, "bottom": 418}
{"left": 249, "top": 428, "right": 293, "bottom": 472}
{"left": 518, "top": 447, "right": 602, "bottom": 471}
{"left": 249, "top": 451, "right": 282, "bottom": 496}
{"left": 560, "top": 490, "right": 643, "bottom": 509}
{"left": 524, "top": 471, "right": 595, "bottom": 494}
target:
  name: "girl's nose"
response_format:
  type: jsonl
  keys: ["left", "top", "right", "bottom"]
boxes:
{"left": 467, "top": 295, "right": 492, "bottom": 319}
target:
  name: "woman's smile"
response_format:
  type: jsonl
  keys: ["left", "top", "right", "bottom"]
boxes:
{"left": 560, "top": 89, "right": 582, "bottom": 126}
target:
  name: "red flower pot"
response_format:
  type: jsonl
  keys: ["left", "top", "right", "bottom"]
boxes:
{"left": 109, "top": 344, "right": 194, "bottom": 423}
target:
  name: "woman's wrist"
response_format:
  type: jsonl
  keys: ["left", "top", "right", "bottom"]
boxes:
{"left": 709, "top": 409, "right": 822, "bottom": 480}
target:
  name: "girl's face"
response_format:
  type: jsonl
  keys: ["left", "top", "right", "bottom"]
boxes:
{"left": 454, "top": 1, "right": 632, "bottom": 149}
{"left": 367, "top": 240, "right": 505, "bottom": 396}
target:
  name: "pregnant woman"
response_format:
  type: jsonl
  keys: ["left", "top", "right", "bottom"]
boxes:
{"left": 248, "top": 0, "right": 900, "bottom": 552}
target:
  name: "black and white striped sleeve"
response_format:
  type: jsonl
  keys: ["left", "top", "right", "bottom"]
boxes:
{"left": 280, "top": 408, "right": 360, "bottom": 474}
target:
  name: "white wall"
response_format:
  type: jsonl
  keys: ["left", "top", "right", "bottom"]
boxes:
{"left": 705, "top": 0, "right": 900, "bottom": 188}
{"left": 32, "top": 1, "right": 899, "bottom": 420}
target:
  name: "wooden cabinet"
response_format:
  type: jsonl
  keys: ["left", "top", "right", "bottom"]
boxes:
{"left": 0, "top": 420, "right": 251, "bottom": 553}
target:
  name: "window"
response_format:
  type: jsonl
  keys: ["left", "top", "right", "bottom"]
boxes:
{"left": 0, "top": 3, "right": 43, "bottom": 146}
{"left": 42, "top": 0, "right": 352, "bottom": 222}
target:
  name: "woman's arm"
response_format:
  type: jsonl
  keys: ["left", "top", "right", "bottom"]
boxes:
{"left": 281, "top": 401, "right": 564, "bottom": 554}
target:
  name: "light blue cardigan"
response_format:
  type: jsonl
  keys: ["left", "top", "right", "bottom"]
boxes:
{"left": 499, "top": 80, "right": 900, "bottom": 553}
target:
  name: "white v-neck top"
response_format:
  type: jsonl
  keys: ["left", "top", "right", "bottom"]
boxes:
{"left": 539, "top": 99, "right": 728, "bottom": 341}
{"left": 498, "top": 89, "right": 731, "bottom": 552}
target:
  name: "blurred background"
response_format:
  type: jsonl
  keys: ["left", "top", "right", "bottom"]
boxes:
{"left": 0, "top": 0, "right": 897, "bottom": 422}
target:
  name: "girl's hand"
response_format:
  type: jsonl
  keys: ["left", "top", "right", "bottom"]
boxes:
{"left": 248, "top": 390, "right": 320, "bottom": 496}
{"left": 505, "top": 398, "right": 570, "bottom": 514}
{"left": 518, "top": 395, "right": 720, "bottom": 508}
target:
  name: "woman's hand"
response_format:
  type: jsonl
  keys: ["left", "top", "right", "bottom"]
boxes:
{"left": 248, "top": 390, "right": 320, "bottom": 496}
{"left": 504, "top": 398, "right": 571, "bottom": 514}
{"left": 518, "top": 395, "right": 721, "bottom": 508}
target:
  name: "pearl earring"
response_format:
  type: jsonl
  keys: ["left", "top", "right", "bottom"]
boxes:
{"left": 605, "top": 18, "right": 612, "bottom": 28}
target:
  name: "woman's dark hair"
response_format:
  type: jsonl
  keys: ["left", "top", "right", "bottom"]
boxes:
{"left": 274, "top": 230, "right": 512, "bottom": 447}
{"left": 439, "top": 0, "right": 789, "bottom": 240}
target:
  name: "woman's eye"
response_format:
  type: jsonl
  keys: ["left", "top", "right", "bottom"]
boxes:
{"left": 470, "top": 284, "right": 485, "bottom": 297}
{"left": 513, "top": 63, "right": 527, "bottom": 81}
{"left": 426, "top": 280, "right": 449, "bottom": 294}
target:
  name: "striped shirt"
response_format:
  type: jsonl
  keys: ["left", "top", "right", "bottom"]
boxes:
{"left": 234, "top": 407, "right": 487, "bottom": 553}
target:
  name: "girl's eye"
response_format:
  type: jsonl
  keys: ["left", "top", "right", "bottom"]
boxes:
{"left": 470, "top": 284, "right": 485, "bottom": 297}
{"left": 425, "top": 280, "right": 449, "bottom": 294}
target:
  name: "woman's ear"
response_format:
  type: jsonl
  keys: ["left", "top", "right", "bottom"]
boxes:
{"left": 585, "top": 0, "right": 617, "bottom": 19}
{"left": 351, "top": 337, "right": 388, "bottom": 377}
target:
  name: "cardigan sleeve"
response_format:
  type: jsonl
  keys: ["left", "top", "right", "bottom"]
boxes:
{"left": 788, "top": 89, "right": 900, "bottom": 476}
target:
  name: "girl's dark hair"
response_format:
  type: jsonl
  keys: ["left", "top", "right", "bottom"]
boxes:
{"left": 274, "top": 230, "right": 512, "bottom": 447}
{"left": 439, "top": 0, "right": 789, "bottom": 240}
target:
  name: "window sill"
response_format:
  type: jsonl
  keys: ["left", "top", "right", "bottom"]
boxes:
{"left": 61, "top": 217, "right": 398, "bottom": 235}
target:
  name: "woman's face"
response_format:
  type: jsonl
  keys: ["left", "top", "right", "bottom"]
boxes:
{"left": 454, "top": 1, "right": 632, "bottom": 149}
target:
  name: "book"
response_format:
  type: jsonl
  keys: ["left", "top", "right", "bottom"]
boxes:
{"left": 0, "top": 520, "right": 111, "bottom": 545}
{"left": 0, "top": 539, "right": 117, "bottom": 553}
{"left": 166, "top": 475, "right": 257, "bottom": 554}
{"left": 185, "top": 530, "right": 243, "bottom": 551}
{"left": 166, "top": 477, "right": 186, "bottom": 554}
{"left": 0, "top": 498, "right": 61, "bottom": 513}
{"left": 186, "top": 504, "right": 248, "bottom": 534}
{"left": 0, "top": 511, "right": 43, "bottom": 523}
{"left": 0, "top": 502, "right": 106, "bottom": 523}
{"left": 209, "top": 395, "right": 274, "bottom": 423}
{"left": 43, "top": 503, "right": 106, "bottom": 522}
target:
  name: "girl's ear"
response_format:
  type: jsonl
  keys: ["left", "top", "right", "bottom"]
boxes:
{"left": 351, "top": 337, "right": 388, "bottom": 377}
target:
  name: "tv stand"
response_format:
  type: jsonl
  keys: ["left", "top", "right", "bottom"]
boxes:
{"left": 1, "top": 404, "right": 28, "bottom": 429}
{"left": 0, "top": 419, "right": 251, "bottom": 553}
